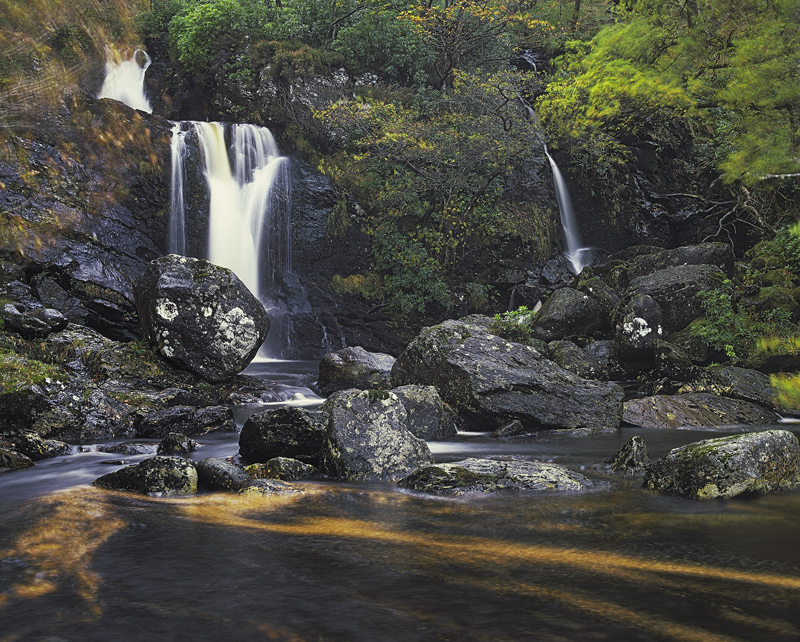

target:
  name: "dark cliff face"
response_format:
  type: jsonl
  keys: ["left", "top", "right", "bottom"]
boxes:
{"left": 0, "top": 96, "right": 172, "bottom": 340}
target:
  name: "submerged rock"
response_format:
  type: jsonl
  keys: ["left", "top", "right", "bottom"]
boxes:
{"left": 390, "top": 384, "right": 458, "bottom": 440}
{"left": 245, "top": 457, "right": 321, "bottom": 481}
{"left": 320, "top": 389, "right": 433, "bottom": 482}
{"left": 239, "top": 407, "right": 328, "bottom": 464}
{"left": 239, "top": 479, "right": 306, "bottom": 496}
{"left": 391, "top": 318, "right": 624, "bottom": 433}
{"left": 398, "top": 458, "right": 594, "bottom": 495}
{"left": 623, "top": 393, "right": 779, "bottom": 430}
{"left": 92, "top": 456, "right": 198, "bottom": 495}
{"left": 134, "top": 254, "right": 270, "bottom": 382}
{"left": 317, "top": 346, "right": 395, "bottom": 395}
{"left": 607, "top": 436, "right": 649, "bottom": 473}
{"left": 643, "top": 430, "right": 800, "bottom": 499}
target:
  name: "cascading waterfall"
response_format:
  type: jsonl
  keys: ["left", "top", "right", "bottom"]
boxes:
{"left": 522, "top": 104, "right": 590, "bottom": 274}
{"left": 544, "top": 149, "right": 591, "bottom": 274}
{"left": 169, "top": 123, "right": 187, "bottom": 255}
{"left": 194, "top": 122, "right": 291, "bottom": 300}
{"left": 98, "top": 47, "right": 152, "bottom": 113}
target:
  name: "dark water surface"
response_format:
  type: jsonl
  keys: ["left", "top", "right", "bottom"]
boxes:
{"left": 1, "top": 363, "right": 799, "bottom": 641}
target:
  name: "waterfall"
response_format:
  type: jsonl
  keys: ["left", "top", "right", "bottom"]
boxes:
{"left": 169, "top": 123, "right": 187, "bottom": 255}
{"left": 544, "top": 149, "right": 591, "bottom": 274}
{"left": 193, "top": 122, "right": 291, "bottom": 299}
{"left": 98, "top": 47, "right": 152, "bottom": 113}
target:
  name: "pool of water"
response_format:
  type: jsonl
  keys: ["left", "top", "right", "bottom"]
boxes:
{"left": 1, "top": 362, "right": 799, "bottom": 641}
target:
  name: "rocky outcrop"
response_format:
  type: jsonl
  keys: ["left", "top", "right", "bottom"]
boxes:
{"left": 623, "top": 393, "right": 779, "bottom": 430}
{"left": 607, "top": 436, "right": 649, "bottom": 473}
{"left": 390, "top": 385, "right": 458, "bottom": 440}
{"left": 92, "top": 456, "right": 199, "bottom": 495}
{"left": 134, "top": 255, "right": 270, "bottom": 382}
{"left": 319, "top": 389, "right": 433, "bottom": 482}
{"left": 398, "top": 458, "right": 595, "bottom": 495}
{"left": 643, "top": 430, "right": 800, "bottom": 499}
{"left": 626, "top": 242, "right": 735, "bottom": 280}
{"left": 317, "top": 346, "right": 395, "bottom": 395}
{"left": 530, "top": 287, "right": 604, "bottom": 341}
{"left": 391, "top": 318, "right": 624, "bottom": 433}
{"left": 239, "top": 407, "right": 328, "bottom": 464}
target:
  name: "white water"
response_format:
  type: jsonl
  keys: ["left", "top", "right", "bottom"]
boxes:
{"left": 544, "top": 149, "right": 591, "bottom": 274}
{"left": 98, "top": 47, "right": 152, "bottom": 113}
{"left": 193, "top": 122, "right": 291, "bottom": 299}
{"left": 169, "top": 123, "right": 187, "bottom": 255}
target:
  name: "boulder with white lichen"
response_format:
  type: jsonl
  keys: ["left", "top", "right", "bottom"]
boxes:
{"left": 133, "top": 255, "right": 270, "bottom": 382}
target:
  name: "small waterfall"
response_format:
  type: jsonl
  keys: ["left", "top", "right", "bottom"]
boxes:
{"left": 98, "top": 47, "right": 152, "bottom": 113}
{"left": 169, "top": 123, "right": 187, "bottom": 255}
{"left": 544, "top": 149, "right": 591, "bottom": 274}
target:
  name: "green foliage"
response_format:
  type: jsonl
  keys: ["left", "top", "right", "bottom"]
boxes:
{"left": 372, "top": 223, "right": 450, "bottom": 316}
{"left": 489, "top": 306, "right": 537, "bottom": 341}
{"left": 331, "top": 272, "right": 384, "bottom": 300}
{"left": 0, "top": 346, "right": 67, "bottom": 392}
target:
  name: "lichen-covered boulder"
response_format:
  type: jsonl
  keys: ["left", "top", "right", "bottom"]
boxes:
{"left": 615, "top": 293, "right": 664, "bottom": 363}
{"left": 626, "top": 264, "right": 725, "bottom": 332}
{"left": 0, "top": 432, "right": 71, "bottom": 460}
{"left": 134, "top": 254, "right": 270, "bottom": 382}
{"left": 136, "top": 406, "right": 199, "bottom": 438}
{"left": 607, "top": 436, "right": 649, "bottom": 473}
{"left": 245, "top": 457, "right": 321, "bottom": 481}
{"left": 679, "top": 366, "right": 787, "bottom": 413}
{"left": 390, "top": 384, "right": 457, "bottom": 440}
{"left": 623, "top": 393, "right": 779, "bottom": 430}
{"left": 0, "top": 446, "right": 34, "bottom": 470}
{"left": 643, "top": 430, "right": 800, "bottom": 499}
{"left": 320, "top": 389, "right": 433, "bottom": 482}
{"left": 398, "top": 458, "right": 595, "bottom": 496}
{"left": 239, "top": 407, "right": 327, "bottom": 464}
{"left": 196, "top": 457, "right": 251, "bottom": 491}
{"left": 391, "top": 318, "right": 624, "bottom": 433}
{"left": 157, "top": 432, "right": 199, "bottom": 457}
{"left": 92, "top": 456, "right": 198, "bottom": 495}
{"left": 530, "top": 287, "right": 604, "bottom": 341}
{"left": 317, "top": 346, "right": 395, "bottom": 395}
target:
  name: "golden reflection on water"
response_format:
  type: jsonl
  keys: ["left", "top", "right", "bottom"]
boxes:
{"left": 1, "top": 484, "right": 799, "bottom": 641}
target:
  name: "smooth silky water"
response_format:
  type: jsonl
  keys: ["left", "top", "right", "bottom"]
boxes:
{"left": 1, "top": 362, "right": 799, "bottom": 641}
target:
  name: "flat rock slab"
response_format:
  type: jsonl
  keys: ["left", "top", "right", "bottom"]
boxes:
{"left": 398, "top": 457, "right": 595, "bottom": 496}
{"left": 643, "top": 429, "right": 800, "bottom": 499}
{"left": 623, "top": 393, "right": 779, "bottom": 429}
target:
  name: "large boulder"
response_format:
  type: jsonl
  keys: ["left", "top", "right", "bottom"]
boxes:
{"left": 195, "top": 457, "right": 251, "bottom": 491}
{"left": 92, "top": 456, "right": 198, "bottom": 495}
{"left": 626, "top": 242, "right": 734, "bottom": 280}
{"left": 0, "top": 447, "right": 34, "bottom": 470}
{"left": 390, "top": 384, "right": 458, "bottom": 440}
{"left": 679, "top": 365, "right": 787, "bottom": 413}
{"left": 134, "top": 255, "right": 270, "bottom": 382}
{"left": 547, "top": 340, "right": 606, "bottom": 380}
{"left": 625, "top": 264, "right": 725, "bottom": 332}
{"left": 398, "top": 458, "right": 595, "bottom": 495}
{"left": 317, "top": 346, "right": 395, "bottom": 395}
{"left": 530, "top": 287, "right": 604, "bottom": 341}
{"left": 0, "top": 432, "right": 71, "bottom": 460}
{"left": 643, "top": 430, "right": 800, "bottom": 499}
{"left": 391, "top": 318, "right": 624, "bottom": 433}
{"left": 239, "top": 407, "right": 328, "bottom": 464}
{"left": 319, "top": 389, "right": 433, "bottom": 482}
{"left": 614, "top": 293, "right": 664, "bottom": 364}
{"left": 623, "top": 393, "right": 779, "bottom": 430}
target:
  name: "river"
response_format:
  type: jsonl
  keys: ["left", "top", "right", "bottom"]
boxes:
{"left": 1, "top": 362, "right": 799, "bottom": 641}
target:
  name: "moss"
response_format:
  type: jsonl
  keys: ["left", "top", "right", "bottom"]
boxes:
{"left": 366, "top": 389, "right": 391, "bottom": 403}
{"left": 0, "top": 346, "right": 68, "bottom": 392}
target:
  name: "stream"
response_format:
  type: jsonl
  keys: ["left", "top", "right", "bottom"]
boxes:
{"left": 1, "top": 362, "right": 800, "bottom": 641}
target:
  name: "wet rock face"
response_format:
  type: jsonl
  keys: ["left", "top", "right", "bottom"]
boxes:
{"left": 623, "top": 393, "right": 779, "bottom": 430}
{"left": 390, "top": 385, "right": 458, "bottom": 441}
{"left": 643, "top": 430, "right": 800, "bottom": 499}
{"left": 195, "top": 457, "right": 251, "bottom": 491}
{"left": 398, "top": 458, "right": 595, "bottom": 496}
{"left": 239, "top": 407, "right": 328, "bottom": 464}
{"left": 92, "top": 456, "right": 198, "bottom": 495}
{"left": 0, "top": 433, "right": 71, "bottom": 461}
{"left": 531, "top": 287, "right": 604, "bottom": 342}
{"left": 391, "top": 318, "right": 624, "bottom": 433}
{"left": 134, "top": 255, "right": 270, "bottom": 382}
{"left": 317, "top": 346, "right": 396, "bottom": 395}
{"left": 0, "top": 447, "right": 35, "bottom": 470}
{"left": 320, "top": 389, "right": 433, "bottom": 482}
